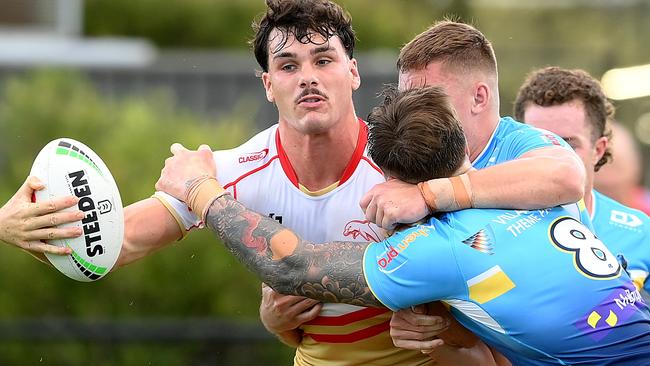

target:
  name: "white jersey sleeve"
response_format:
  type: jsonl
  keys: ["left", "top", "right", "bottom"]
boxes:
{"left": 153, "top": 125, "right": 280, "bottom": 236}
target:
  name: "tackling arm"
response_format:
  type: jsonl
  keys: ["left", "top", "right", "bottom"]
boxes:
{"left": 466, "top": 146, "right": 585, "bottom": 209}
{"left": 203, "top": 193, "right": 382, "bottom": 307}
{"left": 362, "top": 146, "right": 585, "bottom": 229}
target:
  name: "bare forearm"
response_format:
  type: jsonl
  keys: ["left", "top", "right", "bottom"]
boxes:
{"left": 116, "top": 198, "right": 183, "bottom": 267}
{"left": 470, "top": 153, "right": 584, "bottom": 209}
{"left": 204, "top": 194, "right": 382, "bottom": 307}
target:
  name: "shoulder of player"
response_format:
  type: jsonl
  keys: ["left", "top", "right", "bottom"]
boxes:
{"left": 212, "top": 124, "right": 279, "bottom": 181}
{"left": 500, "top": 117, "right": 552, "bottom": 138}
{"left": 594, "top": 190, "right": 648, "bottom": 217}
{"left": 594, "top": 190, "right": 650, "bottom": 232}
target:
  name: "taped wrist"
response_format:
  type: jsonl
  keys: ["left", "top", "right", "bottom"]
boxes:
{"left": 450, "top": 173, "right": 474, "bottom": 210}
{"left": 419, "top": 173, "right": 474, "bottom": 212}
{"left": 185, "top": 176, "right": 229, "bottom": 221}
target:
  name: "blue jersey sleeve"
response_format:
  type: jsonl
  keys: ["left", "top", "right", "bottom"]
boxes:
{"left": 362, "top": 221, "right": 466, "bottom": 311}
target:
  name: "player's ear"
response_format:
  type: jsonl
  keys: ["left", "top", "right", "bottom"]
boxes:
{"left": 349, "top": 58, "right": 361, "bottom": 91}
{"left": 261, "top": 72, "right": 274, "bottom": 103}
{"left": 593, "top": 135, "right": 608, "bottom": 162}
{"left": 471, "top": 82, "right": 490, "bottom": 114}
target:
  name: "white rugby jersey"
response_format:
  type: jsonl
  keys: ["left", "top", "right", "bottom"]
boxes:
{"left": 155, "top": 119, "right": 433, "bottom": 366}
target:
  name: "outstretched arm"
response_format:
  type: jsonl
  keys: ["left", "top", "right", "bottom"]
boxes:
{"left": 204, "top": 192, "right": 381, "bottom": 307}
{"left": 154, "top": 142, "right": 381, "bottom": 306}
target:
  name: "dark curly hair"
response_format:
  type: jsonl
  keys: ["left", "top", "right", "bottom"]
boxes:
{"left": 514, "top": 67, "right": 614, "bottom": 171}
{"left": 251, "top": 0, "right": 356, "bottom": 73}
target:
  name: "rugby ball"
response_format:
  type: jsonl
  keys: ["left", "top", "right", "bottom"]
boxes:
{"left": 30, "top": 138, "right": 124, "bottom": 282}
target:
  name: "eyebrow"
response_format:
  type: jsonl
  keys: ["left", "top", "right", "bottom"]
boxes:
{"left": 311, "top": 46, "right": 336, "bottom": 55}
{"left": 272, "top": 51, "right": 296, "bottom": 61}
{"left": 271, "top": 46, "right": 336, "bottom": 62}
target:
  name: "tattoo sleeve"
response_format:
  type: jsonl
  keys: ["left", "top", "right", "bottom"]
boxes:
{"left": 204, "top": 195, "right": 384, "bottom": 308}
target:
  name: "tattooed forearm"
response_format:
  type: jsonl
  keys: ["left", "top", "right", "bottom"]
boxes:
{"left": 205, "top": 195, "right": 384, "bottom": 308}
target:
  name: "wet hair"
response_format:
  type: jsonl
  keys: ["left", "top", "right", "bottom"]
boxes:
{"left": 251, "top": 0, "right": 355, "bottom": 72}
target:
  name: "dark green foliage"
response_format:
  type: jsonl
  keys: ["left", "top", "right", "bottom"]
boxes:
{"left": 0, "top": 70, "right": 292, "bottom": 364}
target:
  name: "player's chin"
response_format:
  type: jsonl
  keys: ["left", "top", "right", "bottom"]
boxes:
{"left": 298, "top": 115, "right": 336, "bottom": 134}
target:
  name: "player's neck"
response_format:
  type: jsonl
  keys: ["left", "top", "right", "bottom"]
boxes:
{"left": 279, "top": 116, "right": 360, "bottom": 191}
{"left": 467, "top": 113, "right": 499, "bottom": 161}
{"left": 584, "top": 178, "right": 595, "bottom": 214}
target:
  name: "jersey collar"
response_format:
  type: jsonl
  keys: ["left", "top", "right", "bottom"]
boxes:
{"left": 275, "top": 118, "right": 368, "bottom": 188}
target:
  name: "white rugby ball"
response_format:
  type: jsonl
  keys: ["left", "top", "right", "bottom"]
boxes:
{"left": 30, "top": 138, "right": 124, "bottom": 282}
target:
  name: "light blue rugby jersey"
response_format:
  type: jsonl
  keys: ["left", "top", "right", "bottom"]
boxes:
{"left": 363, "top": 206, "right": 650, "bottom": 365}
{"left": 592, "top": 189, "right": 650, "bottom": 292}
{"left": 473, "top": 116, "right": 593, "bottom": 230}
{"left": 472, "top": 117, "right": 570, "bottom": 169}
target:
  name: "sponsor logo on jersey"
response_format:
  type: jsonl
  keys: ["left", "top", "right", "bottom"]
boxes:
{"left": 609, "top": 210, "right": 643, "bottom": 229}
{"left": 343, "top": 220, "right": 381, "bottom": 242}
{"left": 376, "top": 227, "right": 430, "bottom": 272}
{"left": 540, "top": 132, "right": 562, "bottom": 146}
{"left": 574, "top": 282, "right": 646, "bottom": 341}
{"left": 238, "top": 148, "right": 269, "bottom": 164}
{"left": 462, "top": 226, "right": 495, "bottom": 255}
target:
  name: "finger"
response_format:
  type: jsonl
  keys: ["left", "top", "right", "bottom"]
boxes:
{"left": 24, "top": 227, "right": 83, "bottom": 241}
{"left": 364, "top": 198, "right": 378, "bottom": 224}
{"left": 296, "top": 302, "right": 322, "bottom": 322}
{"left": 392, "top": 328, "right": 446, "bottom": 340}
{"left": 359, "top": 190, "right": 372, "bottom": 212}
{"left": 289, "top": 297, "right": 321, "bottom": 312}
{"left": 198, "top": 144, "right": 213, "bottom": 152}
{"left": 275, "top": 294, "right": 314, "bottom": 308}
{"left": 381, "top": 207, "right": 397, "bottom": 231}
{"left": 411, "top": 304, "right": 427, "bottom": 314}
{"left": 22, "top": 241, "right": 72, "bottom": 255}
{"left": 30, "top": 196, "right": 79, "bottom": 216}
{"left": 16, "top": 176, "right": 44, "bottom": 201}
{"left": 420, "top": 338, "right": 445, "bottom": 354}
{"left": 170, "top": 143, "right": 188, "bottom": 155}
{"left": 393, "top": 338, "right": 444, "bottom": 352}
{"left": 25, "top": 210, "right": 85, "bottom": 230}
{"left": 26, "top": 176, "right": 45, "bottom": 192}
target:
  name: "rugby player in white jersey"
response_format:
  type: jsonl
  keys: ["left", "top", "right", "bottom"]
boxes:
{"left": 0, "top": 4, "right": 585, "bottom": 366}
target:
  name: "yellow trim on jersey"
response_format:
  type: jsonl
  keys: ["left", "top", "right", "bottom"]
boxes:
{"left": 467, "top": 265, "right": 516, "bottom": 304}
{"left": 152, "top": 193, "right": 188, "bottom": 240}
{"left": 632, "top": 276, "right": 646, "bottom": 291}
{"left": 301, "top": 314, "right": 389, "bottom": 335}
{"left": 578, "top": 198, "right": 587, "bottom": 212}
{"left": 299, "top": 181, "right": 340, "bottom": 196}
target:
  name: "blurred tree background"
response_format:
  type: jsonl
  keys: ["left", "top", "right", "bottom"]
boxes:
{"left": 1, "top": 0, "right": 649, "bottom": 364}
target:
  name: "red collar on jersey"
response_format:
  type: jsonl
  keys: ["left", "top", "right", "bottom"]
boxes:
{"left": 275, "top": 118, "right": 369, "bottom": 188}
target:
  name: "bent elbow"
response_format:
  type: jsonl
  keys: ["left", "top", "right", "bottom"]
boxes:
{"left": 263, "top": 259, "right": 310, "bottom": 296}
{"left": 554, "top": 161, "right": 586, "bottom": 204}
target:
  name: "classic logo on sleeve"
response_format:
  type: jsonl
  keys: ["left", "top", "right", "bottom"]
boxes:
{"left": 238, "top": 148, "right": 269, "bottom": 164}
